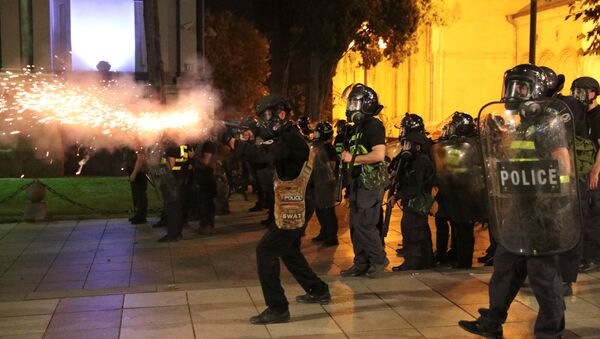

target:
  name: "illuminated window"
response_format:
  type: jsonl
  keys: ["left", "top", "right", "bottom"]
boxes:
{"left": 69, "top": 0, "right": 136, "bottom": 72}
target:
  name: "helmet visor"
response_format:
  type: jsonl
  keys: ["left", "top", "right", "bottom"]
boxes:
{"left": 504, "top": 79, "right": 532, "bottom": 101}
{"left": 571, "top": 87, "right": 588, "bottom": 104}
{"left": 347, "top": 97, "right": 362, "bottom": 112}
{"left": 260, "top": 109, "right": 274, "bottom": 122}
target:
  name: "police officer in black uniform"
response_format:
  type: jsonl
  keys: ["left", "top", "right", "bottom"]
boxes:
{"left": 124, "top": 146, "right": 148, "bottom": 224}
{"left": 249, "top": 97, "right": 279, "bottom": 225}
{"left": 146, "top": 135, "right": 184, "bottom": 242}
{"left": 228, "top": 95, "right": 330, "bottom": 325}
{"left": 307, "top": 121, "right": 339, "bottom": 246}
{"left": 459, "top": 64, "right": 581, "bottom": 339}
{"left": 339, "top": 84, "right": 389, "bottom": 279}
{"left": 432, "top": 112, "right": 486, "bottom": 269}
{"left": 391, "top": 129, "right": 435, "bottom": 271}
{"left": 571, "top": 76, "right": 600, "bottom": 274}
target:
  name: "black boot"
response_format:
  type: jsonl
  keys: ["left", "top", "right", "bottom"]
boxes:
{"left": 249, "top": 308, "right": 290, "bottom": 325}
{"left": 296, "top": 290, "right": 331, "bottom": 305}
{"left": 458, "top": 316, "right": 502, "bottom": 338}
{"left": 340, "top": 265, "right": 367, "bottom": 277}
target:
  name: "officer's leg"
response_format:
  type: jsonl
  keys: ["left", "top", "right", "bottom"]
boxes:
{"left": 435, "top": 215, "right": 449, "bottom": 259}
{"left": 349, "top": 199, "right": 368, "bottom": 269}
{"left": 256, "top": 228, "right": 289, "bottom": 312}
{"left": 316, "top": 206, "right": 338, "bottom": 243}
{"left": 456, "top": 221, "right": 475, "bottom": 268}
{"left": 281, "top": 230, "right": 329, "bottom": 294}
{"left": 583, "top": 188, "right": 600, "bottom": 267}
{"left": 401, "top": 211, "right": 432, "bottom": 269}
{"left": 130, "top": 180, "right": 138, "bottom": 215}
{"left": 138, "top": 174, "right": 148, "bottom": 219}
{"left": 352, "top": 188, "right": 386, "bottom": 266}
{"left": 488, "top": 245, "right": 525, "bottom": 323}
{"left": 527, "top": 254, "right": 565, "bottom": 339}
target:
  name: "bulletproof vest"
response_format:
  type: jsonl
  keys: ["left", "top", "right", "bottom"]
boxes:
{"left": 273, "top": 148, "right": 316, "bottom": 230}
{"left": 171, "top": 145, "right": 189, "bottom": 171}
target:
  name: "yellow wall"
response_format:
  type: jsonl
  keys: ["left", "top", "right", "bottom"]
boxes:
{"left": 332, "top": 0, "right": 600, "bottom": 136}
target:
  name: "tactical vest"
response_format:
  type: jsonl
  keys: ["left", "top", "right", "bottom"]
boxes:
{"left": 273, "top": 149, "right": 316, "bottom": 230}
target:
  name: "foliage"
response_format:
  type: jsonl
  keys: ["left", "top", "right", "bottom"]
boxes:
{"left": 205, "top": 10, "right": 270, "bottom": 118}
{"left": 567, "top": 0, "right": 600, "bottom": 55}
{"left": 251, "top": 0, "right": 440, "bottom": 118}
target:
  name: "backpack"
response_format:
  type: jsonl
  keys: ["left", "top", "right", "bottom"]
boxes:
{"left": 575, "top": 135, "right": 596, "bottom": 177}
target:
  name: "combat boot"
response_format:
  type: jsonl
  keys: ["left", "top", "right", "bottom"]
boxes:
{"left": 249, "top": 308, "right": 290, "bottom": 325}
{"left": 458, "top": 316, "right": 503, "bottom": 338}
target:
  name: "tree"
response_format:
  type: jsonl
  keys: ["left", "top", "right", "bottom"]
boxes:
{"left": 204, "top": 10, "right": 270, "bottom": 119}
{"left": 567, "top": 0, "right": 600, "bottom": 55}
{"left": 252, "top": 0, "right": 439, "bottom": 120}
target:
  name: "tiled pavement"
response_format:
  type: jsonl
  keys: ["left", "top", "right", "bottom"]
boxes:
{"left": 0, "top": 198, "right": 599, "bottom": 338}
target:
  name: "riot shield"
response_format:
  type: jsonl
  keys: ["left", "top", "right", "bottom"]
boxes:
{"left": 431, "top": 137, "right": 487, "bottom": 223}
{"left": 478, "top": 98, "right": 582, "bottom": 255}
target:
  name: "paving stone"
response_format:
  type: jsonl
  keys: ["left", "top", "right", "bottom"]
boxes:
{"left": 47, "top": 309, "right": 121, "bottom": 332}
{"left": 56, "top": 295, "right": 123, "bottom": 313}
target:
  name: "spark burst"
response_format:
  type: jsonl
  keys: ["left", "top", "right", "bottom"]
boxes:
{"left": 0, "top": 70, "right": 216, "bottom": 141}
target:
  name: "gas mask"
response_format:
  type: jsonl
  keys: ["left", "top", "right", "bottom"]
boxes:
{"left": 400, "top": 139, "right": 415, "bottom": 159}
{"left": 571, "top": 87, "right": 594, "bottom": 106}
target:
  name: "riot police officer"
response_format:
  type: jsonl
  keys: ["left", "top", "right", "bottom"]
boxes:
{"left": 339, "top": 84, "right": 389, "bottom": 279}
{"left": 146, "top": 135, "right": 184, "bottom": 242}
{"left": 392, "top": 113, "right": 434, "bottom": 258}
{"left": 459, "top": 64, "right": 582, "bottom": 338}
{"left": 571, "top": 76, "right": 600, "bottom": 274}
{"left": 241, "top": 96, "right": 279, "bottom": 225}
{"left": 229, "top": 95, "right": 329, "bottom": 325}
{"left": 431, "top": 112, "right": 486, "bottom": 269}
{"left": 390, "top": 129, "right": 435, "bottom": 271}
{"left": 307, "top": 121, "right": 339, "bottom": 246}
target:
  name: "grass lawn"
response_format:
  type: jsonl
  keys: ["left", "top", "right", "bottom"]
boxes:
{"left": 0, "top": 177, "right": 162, "bottom": 222}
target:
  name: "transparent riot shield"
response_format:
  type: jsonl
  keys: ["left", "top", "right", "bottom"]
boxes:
{"left": 431, "top": 137, "right": 487, "bottom": 223}
{"left": 478, "top": 98, "right": 582, "bottom": 255}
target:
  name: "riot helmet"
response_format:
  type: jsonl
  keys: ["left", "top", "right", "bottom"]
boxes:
{"left": 313, "top": 121, "right": 333, "bottom": 142}
{"left": 399, "top": 113, "right": 425, "bottom": 140}
{"left": 255, "top": 94, "right": 292, "bottom": 138}
{"left": 343, "top": 83, "right": 384, "bottom": 123}
{"left": 442, "top": 111, "right": 475, "bottom": 139}
{"left": 502, "top": 64, "right": 547, "bottom": 109}
{"left": 298, "top": 115, "right": 313, "bottom": 137}
{"left": 571, "top": 76, "right": 600, "bottom": 106}
{"left": 540, "top": 66, "right": 565, "bottom": 97}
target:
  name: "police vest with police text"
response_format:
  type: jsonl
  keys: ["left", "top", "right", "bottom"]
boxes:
{"left": 273, "top": 149, "right": 316, "bottom": 230}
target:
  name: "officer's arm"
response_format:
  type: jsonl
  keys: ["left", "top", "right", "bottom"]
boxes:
{"left": 551, "top": 147, "right": 571, "bottom": 177}
{"left": 353, "top": 144, "right": 386, "bottom": 165}
{"left": 590, "top": 140, "right": 600, "bottom": 189}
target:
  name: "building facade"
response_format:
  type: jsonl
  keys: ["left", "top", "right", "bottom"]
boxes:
{"left": 0, "top": 0, "right": 200, "bottom": 82}
{"left": 331, "top": 0, "right": 600, "bottom": 135}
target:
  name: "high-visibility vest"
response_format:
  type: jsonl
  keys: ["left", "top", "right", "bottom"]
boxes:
{"left": 171, "top": 145, "right": 189, "bottom": 171}
{"left": 274, "top": 148, "right": 316, "bottom": 230}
